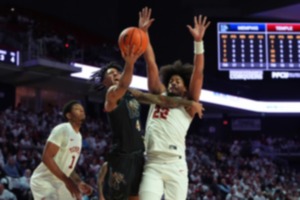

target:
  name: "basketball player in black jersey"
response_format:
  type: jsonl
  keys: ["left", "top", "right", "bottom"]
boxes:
{"left": 90, "top": 46, "right": 203, "bottom": 200}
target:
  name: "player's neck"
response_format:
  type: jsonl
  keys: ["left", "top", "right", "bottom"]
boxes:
{"left": 69, "top": 121, "right": 81, "bottom": 133}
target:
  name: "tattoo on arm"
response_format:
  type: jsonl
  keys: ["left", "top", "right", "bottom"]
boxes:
{"left": 130, "top": 89, "right": 194, "bottom": 108}
{"left": 157, "top": 96, "right": 193, "bottom": 108}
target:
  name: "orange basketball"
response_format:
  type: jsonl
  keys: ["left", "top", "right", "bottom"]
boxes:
{"left": 118, "top": 27, "right": 148, "bottom": 54}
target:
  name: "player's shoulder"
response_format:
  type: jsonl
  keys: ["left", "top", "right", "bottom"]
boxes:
{"left": 51, "top": 122, "right": 70, "bottom": 134}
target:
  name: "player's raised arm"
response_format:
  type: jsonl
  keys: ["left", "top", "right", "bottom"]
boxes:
{"left": 187, "top": 15, "right": 211, "bottom": 101}
{"left": 139, "top": 7, "right": 165, "bottom": 94}
{"left": 105, "top": 46, "right": 143, "bottom": 112}
{"left": 129, "top": 88, "right": 204, "bottom": 118}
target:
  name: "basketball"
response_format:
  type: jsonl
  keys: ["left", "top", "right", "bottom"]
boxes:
{"left": 118, "top": 27, "right": 148, "bottom": 54}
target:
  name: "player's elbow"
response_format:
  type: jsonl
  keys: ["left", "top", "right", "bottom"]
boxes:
{"left": 41, "top": 150, "right": 55, "bottom": 166}
{"left": 41, "top": 153, "right": 50, "bottom": 166}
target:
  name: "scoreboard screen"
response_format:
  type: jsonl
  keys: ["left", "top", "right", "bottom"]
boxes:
{"left": 0, "top": 48, "right": 20, "bottom": 66}
{"left": 217, "top": 22, "right": 300, "bottom": 80}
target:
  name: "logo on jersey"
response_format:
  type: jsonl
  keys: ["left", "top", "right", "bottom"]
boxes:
{"left": 136, "top": 120, "right": 141, "bottom": 131}
{"left": 126, "top": 99, "right": 140, "bottom": 118}
{"left": 109, "top": 171, "right": 126, "bottom": 190}
{"left": 69, "top": 146, "right": 81, "bottom": 153}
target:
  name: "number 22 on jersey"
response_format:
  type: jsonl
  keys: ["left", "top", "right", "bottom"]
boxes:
{"left": 152, "top": 105, "right": 170, "bottom": 119}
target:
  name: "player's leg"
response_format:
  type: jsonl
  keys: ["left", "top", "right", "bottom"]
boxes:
{"left": 97, "top": 161, "right": 110, "bottom": 200}
{"left": 139, "top": 162, "right": 164, "bottom": 200}
{"left": 30, "top": 178, "right": 58, "bottom": 200}
{"left": 164, "top": 161, "right": 188, "bottom": 200}
{"left": 129, "top": 151, "right": 144, "bottom": 200}
{"left": 107, "top": 154, "right": 132, "bottom": 200}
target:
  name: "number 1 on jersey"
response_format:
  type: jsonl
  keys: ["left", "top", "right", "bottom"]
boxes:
{"left": 68, "top": 155, "right": 75, "bottom": 169}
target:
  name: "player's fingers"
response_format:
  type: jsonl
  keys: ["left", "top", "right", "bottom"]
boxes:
{"left": 202, "top": 16, "right": 207, "bottom": 25}
{"left": 143, "top": 7, "right": 147, "bottom": 16}
{"left": 137, "top": 48, "right": 144, "bottom": 56}
{"left": 148, "top": 8, "right": 152, "bottom": 19}
{"left": 199, "top": 15, "right": 203, "bottom": 25}
{"left": 126, "top": 45, "right": 131, "bottom": 56}
{"left": 149, "top": 18, "right": 155, "bottom": 26}
{"left": 186, "top": 25, "right": 193, "bottom": 32}
{"left": 194, "top": 16, "right": 197, "bottom": 26}
{"left": 205, "top": 21, "right": 211, "bottom": 29}
{"left": 130, "top": 44, "right": 136, "bottom": 56}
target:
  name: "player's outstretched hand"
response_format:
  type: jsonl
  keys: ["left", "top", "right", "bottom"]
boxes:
{"left": 187, "top": 15, "right": 211, "bottom": 41}
{"left": 186, "top": 101, "right": 204, "bottom": 118}
{"left": 121, "top": 45, "right": 144, "bottom": 67}
{"left": 78, "top": 181, "right": 93, "bottom": 196}
{"left": 139, "top": 7, "right": 155, "bottom": 32}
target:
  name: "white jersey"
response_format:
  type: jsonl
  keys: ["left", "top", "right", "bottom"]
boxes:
{"left": 31, "top": 122, "right": 82, "bottom": 183}
{"left": 145, "top": 100, "right": 192, "bottom": 159}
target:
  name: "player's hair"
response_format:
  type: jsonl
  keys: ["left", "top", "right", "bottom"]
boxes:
{"left": 62, "top": 100, "right": 81, "bottom": 119}
{"left": 159, "top": 60, "right": 193, "bottom": 89}
{"left": 89, "top": 61, "right": 123, "bottom": 92}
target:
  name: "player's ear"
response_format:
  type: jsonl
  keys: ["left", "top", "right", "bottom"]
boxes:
{"left": 66, "top": 113, "right": 71, "bottom": 120}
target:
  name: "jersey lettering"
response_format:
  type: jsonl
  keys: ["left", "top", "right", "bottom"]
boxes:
{"left": 68, "top": 155, "right": 76, "bottom": 169}
{"left": 152, "top": 105, "right": 170, "bottom": 119}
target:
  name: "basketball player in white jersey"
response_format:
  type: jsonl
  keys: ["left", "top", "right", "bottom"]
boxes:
{"left": 138, "top": 7, "right": 210, "bottom": 200}
{"left": 90, "top": 44, "right": 203, "bottom": 200}
{"left": 30, "top": 100, "right": 93, "bottom": 200}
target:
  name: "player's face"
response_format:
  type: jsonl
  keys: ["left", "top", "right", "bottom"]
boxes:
{"left": 70, "top": 104, "right": 86, "bottom": 123}
{"left": 167, "top": 75, "right": 187, "bottom": 97}
{"left": 103, "top": 68, "right": 121, "bottom": 87}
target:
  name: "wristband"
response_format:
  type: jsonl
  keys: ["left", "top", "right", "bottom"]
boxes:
{"left": 194, "top": 41, "right": 204, "bottom": 54}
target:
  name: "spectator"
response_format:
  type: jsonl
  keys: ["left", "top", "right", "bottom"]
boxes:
{"left": 0, "top": 178, "right": 17, "bottom": 200}
{"left": 3, "top": 156, "right": 20, "bottom": 178}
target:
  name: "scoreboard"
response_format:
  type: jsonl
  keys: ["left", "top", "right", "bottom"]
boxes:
{"left": 218, "top": 23, "right": 300, "bottom": 71}
{"left": 0, "top": 48, "right": 20, "bottom": 66}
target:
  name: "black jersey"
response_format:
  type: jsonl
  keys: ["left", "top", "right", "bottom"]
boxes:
{"left": 108, "top": 91, "right": 144, "bottom": 153}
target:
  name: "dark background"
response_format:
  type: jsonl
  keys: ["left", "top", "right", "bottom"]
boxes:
{"left": 1, "top": 0, "right": 300, "bottom": 101}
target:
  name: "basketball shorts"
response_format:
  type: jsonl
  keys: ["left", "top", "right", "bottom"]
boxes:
{"left": 30, "top": 177, "right": 75, "bottom": 200}
{"left": 139, "top": 158, "right": 188, "bottom": 200}
{"left": 105, "top": 150, "right": 145, "bottom": 200}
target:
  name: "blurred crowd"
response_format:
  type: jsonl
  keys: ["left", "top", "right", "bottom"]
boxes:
{"left": 186, "top": 136, "right": 300, "bottom": 199}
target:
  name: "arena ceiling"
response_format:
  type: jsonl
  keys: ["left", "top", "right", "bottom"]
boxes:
{"left": 1, "top": 0, "right": 300, "bottom": 114}
{"left": 1, "top": 0, "right": 300, "bottom": 40}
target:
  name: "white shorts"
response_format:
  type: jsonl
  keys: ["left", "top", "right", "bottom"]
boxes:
{"left": 30, "top": 178, "right": 75, "bottom": 200}
{"left": 139, "top": 159, "right": 188, "bottom": 200}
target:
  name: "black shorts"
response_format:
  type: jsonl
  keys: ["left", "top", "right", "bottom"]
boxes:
{"left": 105, "top": 150, "right": 144, "bottom": 200}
